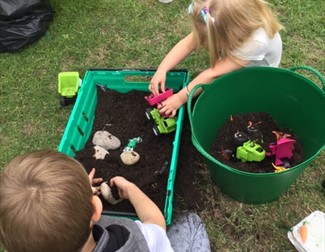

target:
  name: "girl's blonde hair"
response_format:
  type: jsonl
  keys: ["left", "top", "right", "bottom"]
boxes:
{"left": 190, "top": 0, "right": 282, "bottom": 66}
{"left": 0, "top": 150, "right": 93, "bottom": 252}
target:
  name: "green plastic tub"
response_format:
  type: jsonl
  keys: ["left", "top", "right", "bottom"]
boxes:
{"left": 188, "top": 66, "right": 325, "bottom": 204}
{"left": 58, "top": 68, "right": 190, "bottom": 225}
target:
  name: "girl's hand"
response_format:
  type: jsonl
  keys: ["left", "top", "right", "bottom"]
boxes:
{"left": 158, "top": 93, "right": 186, "bottom": 117}
{"left": 88, "top": 168, "right": 103, "bottom": 195}
{"left": 149, "top": 70, "right": 167, "bottom": 96}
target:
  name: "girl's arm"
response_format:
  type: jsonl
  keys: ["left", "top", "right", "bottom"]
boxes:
{"left": 187, "top": 57, "right": 248, "bottom": 94}
{"left": 159, "top": 57, "right": 248, "bottom": 117}
{"left": 150, "top": 32, "right": 197, "bottom": 95}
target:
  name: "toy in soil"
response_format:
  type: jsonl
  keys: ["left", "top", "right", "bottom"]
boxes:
{"left": 236, "top": 140, "right": 266, "bottom": 162}
{"left": 120, "top": 137, "right": 142, "bottom": 165}
{"left": 221, "top": 120, "right": 297, "bottom": 170}
{"left": 123, "top": 137, "right": 143, "bottom": 152}
{"left": 144, "top": 88, "right": 173, "bottom": 106}
{"left": 233, "top": 131, "right": 249, "bottom": 146}
{"left": 58, "top": 72, "right": 81, "bottom": 106}
{"left": 145, "top": 108, "right": 177, "bottom": 136}
{"left": 144, "top": 89, "right": 177, "bottom": 135}
{"left": 246, "top": 121, "right": 263, "bottom": 142}
{"left": 272, "top": 163, "right": 288, "bottom": 172}
{"left": 266, "top": 131, "right": 296, "bottom": 167}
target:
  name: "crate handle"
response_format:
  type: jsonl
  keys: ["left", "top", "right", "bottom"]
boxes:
{"left": 289, "top": 66, "right": 325, "bottom": 92}
{"left": 123, "top": 75, "right": 152, "bottom": 83}
{"left": 187, "top": 84, "right": 220, "bottom": 164}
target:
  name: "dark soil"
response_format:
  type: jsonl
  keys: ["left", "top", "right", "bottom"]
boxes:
{"left": 210, "top": 113, "right": 304, "bottom": 173}
{"left": 75, "top": 86, "right": 208, "bottom": 215}
{"left": 75, "top": 86, "right": 303, "bottom": 215}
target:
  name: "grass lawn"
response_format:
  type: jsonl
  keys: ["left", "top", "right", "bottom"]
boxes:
{"left": 0, "top": 0, "right": 324, "bottom": 251}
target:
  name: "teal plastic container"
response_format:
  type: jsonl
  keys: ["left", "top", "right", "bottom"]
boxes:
{"left": 188, "top": 66, "right": 325, "bottom": 204}
{"left": 58, "top": 68, "right": 190, "bottom": 225}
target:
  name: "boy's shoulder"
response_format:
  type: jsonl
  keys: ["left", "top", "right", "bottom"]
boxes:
{"left": 93, "top": 216, "right": 150, "bottom": 252}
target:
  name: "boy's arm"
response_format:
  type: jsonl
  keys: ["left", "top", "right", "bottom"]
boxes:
{"left": 110, "top": 176, "right": 166, "bottom": 231}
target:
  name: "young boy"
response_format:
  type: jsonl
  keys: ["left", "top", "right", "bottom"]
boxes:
{"left": 0, "top": 150, "right": 173, "bottom": 252}
{"left": 0, "top": 150, "right": 210, "bottom": 252}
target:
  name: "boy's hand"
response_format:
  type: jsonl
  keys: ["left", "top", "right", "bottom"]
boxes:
{"left": 110, "top": 176, "right": 136, "bottom": 200}
{"left": 88, "top": 168, "right": 103, "bottom": 195}
{"left": 111, "top": 176, "right": 166, "bottom": 229}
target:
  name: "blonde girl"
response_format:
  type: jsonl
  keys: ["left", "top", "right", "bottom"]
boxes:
{"left": 150, "top": 0, "right": 283, "bottom": 117}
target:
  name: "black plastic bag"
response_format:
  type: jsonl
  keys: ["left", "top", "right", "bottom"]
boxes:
{"left": 0, "top": 0, "right": 54, "bottom": 52}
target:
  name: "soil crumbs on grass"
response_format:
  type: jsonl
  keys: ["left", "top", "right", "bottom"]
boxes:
{"left": 75, "top": 86, "right": 303, "bottom": 216}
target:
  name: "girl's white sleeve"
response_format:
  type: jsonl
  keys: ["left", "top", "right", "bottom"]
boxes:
{"left": 232, "top": 28, "right": 268, "bottom": 61}
{"left": 135, "top": 220, "right": 174, "bottom": 252}
{"left": 232, "top": 28, "right": 282, "bottom": 67}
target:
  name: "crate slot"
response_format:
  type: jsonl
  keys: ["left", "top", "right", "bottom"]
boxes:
{"left": 82, "top": 111, "right": 89, "bottom": 122}
{"left": 77, "top": 126, "right": 84, "bottom": 137}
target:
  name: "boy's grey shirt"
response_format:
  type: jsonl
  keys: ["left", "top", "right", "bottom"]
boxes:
{"left": 93, "top": 216, "right": 150, "bottom": 252}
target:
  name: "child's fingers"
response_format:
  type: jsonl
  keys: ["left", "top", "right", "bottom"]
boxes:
{"left": 153, "top": 86, "right": 160, "bottom": 96}
{"left": 151, "top": 81, "right": 165, "bottom": 96}
{"left": 160, "top": 84, "right": 166, "bottom": 93}
{"left": 88, "top": 168, "right": 96, "bottom": 182}
{"left": 92, "top": 186, "right": 101, "bottom": 195}
{"left": 157, "top": 82, "right": 165, "bottom": 94}
{"left": 92, "top": 177, "right": 103, "bottom": 184}
{"left": 88, "top": 168, "right": 103, "bottom": 195}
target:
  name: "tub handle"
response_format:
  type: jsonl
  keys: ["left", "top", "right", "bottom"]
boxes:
{"left": 187, "top": 84, "right": 220, "bottom": 163}
{"left": 289, "top": 66, "right": 325, "bottom": 92}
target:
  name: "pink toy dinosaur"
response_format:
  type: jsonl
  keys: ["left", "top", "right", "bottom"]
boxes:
{"left": 267, "top": 131, "right": 296, "bottom": 166}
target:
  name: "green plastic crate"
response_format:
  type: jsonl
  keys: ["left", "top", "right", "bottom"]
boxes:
{"left": 58, "top": 68, "right": 190, "bottom": 225}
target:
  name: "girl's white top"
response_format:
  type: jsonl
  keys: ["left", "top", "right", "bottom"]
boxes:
{"left": 233, "top": 28, "right": 282, "bottom": 67}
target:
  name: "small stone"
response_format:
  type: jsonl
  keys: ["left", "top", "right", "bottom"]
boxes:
{"left": 93, "top": 145, "right": 109, "bottom": 160}
{"left": 100, "top": 182, "right": 122, "bottom": 205}
{"left": 120, "top": 151, "right": 140, "bottom": 165}
{"left": 92, "top": 130, "right": 121, "bottom": 150}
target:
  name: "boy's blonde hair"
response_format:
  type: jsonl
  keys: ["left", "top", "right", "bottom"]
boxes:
{"left": 0, "top": 150, "right": 93, "bottom": 252}
{"left": 190, "top": 0, "right": 282, "bottom": 66}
